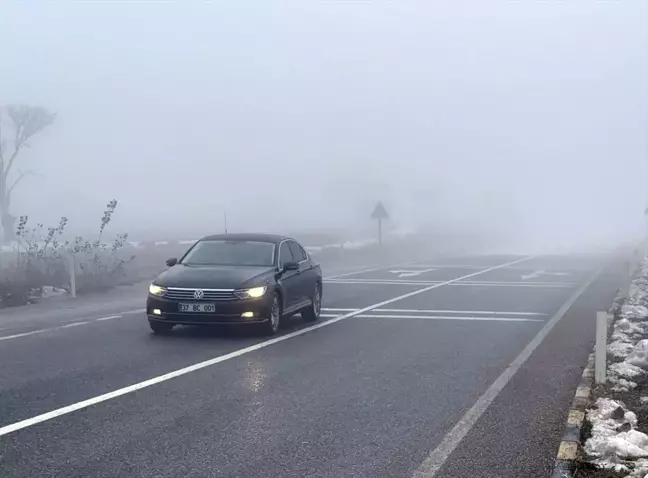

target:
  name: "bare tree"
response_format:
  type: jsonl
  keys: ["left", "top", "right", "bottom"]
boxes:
{"left": 0, "top": 105, "right": 55, "bottom": 245}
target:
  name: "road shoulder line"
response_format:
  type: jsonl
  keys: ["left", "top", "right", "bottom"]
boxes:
{"left": 411, "top": 266, "right": 602, "bottom": 477}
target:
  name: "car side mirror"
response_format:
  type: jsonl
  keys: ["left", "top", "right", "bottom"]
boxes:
{"left": 282, "top": 261, "right": 299, "bottom": 272}
{"left": 166, "top": 257, "right": 178, "bottom": 267}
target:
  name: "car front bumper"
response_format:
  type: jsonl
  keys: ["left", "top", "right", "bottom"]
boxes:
{"left": 146, "top": 294, "right": 274, "bottom": 325}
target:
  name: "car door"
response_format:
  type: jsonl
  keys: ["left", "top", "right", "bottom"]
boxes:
{"left": 288, "top": 240, "right": 314, "bottom": 303}
{"left": 278, "top": 241, "right": 300, "bottom": 312}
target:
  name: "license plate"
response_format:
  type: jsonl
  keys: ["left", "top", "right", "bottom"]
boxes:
{"left": 178, "top": 303, "right": 216, "bottom": 313}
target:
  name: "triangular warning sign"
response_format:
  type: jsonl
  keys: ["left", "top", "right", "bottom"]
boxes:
{"left": 371, "top": 201, "right": 389, "bottom": 220}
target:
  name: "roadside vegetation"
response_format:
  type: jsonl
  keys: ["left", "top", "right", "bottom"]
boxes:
{"left": 0, "top": 104, "right": 139, "bottom": 308}
{"left": 0, "top": 200, "right": 135, "bottom": 307}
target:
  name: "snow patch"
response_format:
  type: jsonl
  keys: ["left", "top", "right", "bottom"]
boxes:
{"left": 628, "top": 458, "right": 648, "bottom": 477}
{"left": 610, "top": 340, "right": 638, "bottom": 359}
{"left": 627, "top": 340, "right": 648, "bottom": 370}
{"left": 585, "top": 398, "right": 648, "bottom": 469}
{"left": 609, "top": 362, "right": 645, "bottom": 379}
{"left": 610, "top": 378, "right": 638, "bottom": 393}
{"left": 622, "top": 305, "right": 648, "bottom": 321}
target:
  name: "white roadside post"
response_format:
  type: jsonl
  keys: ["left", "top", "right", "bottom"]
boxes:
{"left": 68, "top": 250, "right": 76, "bottom": 298}
{"left": 595, "top": 310, "right": 607, "bottom": 384}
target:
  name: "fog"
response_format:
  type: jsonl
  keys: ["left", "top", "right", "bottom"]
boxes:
{"left": 1, "top": 1, "right": 647, "bottom": 251}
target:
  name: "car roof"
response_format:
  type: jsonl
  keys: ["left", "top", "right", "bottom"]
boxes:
{"left": 199, "top": 233, "right": 293, "bottom": 244}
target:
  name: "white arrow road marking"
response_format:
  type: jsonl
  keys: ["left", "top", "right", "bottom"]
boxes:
{"left": 389, "top": 267, "right": 437, "bottom": 278}
{"left": 520, "top": 270, "right": 545, "bottom": 280}
{"left": 521, "top": 269, "right": 571, "bottom": 280}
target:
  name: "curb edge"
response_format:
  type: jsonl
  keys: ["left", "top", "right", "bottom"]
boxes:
{"left": 550, "top": 352, "right": 595, "bottom": 478}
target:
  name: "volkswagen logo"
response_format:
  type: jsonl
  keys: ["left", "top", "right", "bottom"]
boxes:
{"left": 193, "top": 289, "right": 205, "bottom": 300}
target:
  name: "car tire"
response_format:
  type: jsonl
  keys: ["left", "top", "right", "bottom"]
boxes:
{"left": 302, "top": 282, "right": 322, "bottom": 322}
{"left": 261, "top": 293, "right": 282, "bottom": 336}
{"left": 149, "top": 320, "right": 174, "bottom": 335}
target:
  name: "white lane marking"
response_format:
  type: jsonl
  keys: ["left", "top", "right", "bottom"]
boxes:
{"left": 451, "top": 282, "right": 573, "bottom": 288}
{"left": 322, "top": 308, "right": 547, "bottom": 316}
{"left": 521, "top": 270, "right": 570, "bottom": 280}
{"left": 95, "top": 315, "right": 123, "bottom": 322}
{"left": 0, "top": 314, "right": 131, "bottom": 341}
{"left": 61, "top": 322, "right": 89, "bottom": 328}
{"left": 0, "top": 329, "right": 50, "bottom": 341}
{"left": 370, "top": 264, "right": 592, "bottom": 273}
{"left": 326, "top": 278, "right": 572, "bottom": 285}
{"left": 520, "top": 269, "right": 545, "bottom": 280}
{"left": 319, "top": 313, "right": 542, "bottom": 322}
{"left": 115, "top": 309, "right": 146, "bottom": 315}
{"left": 324, "top": 260, "right": 421, "bottom": 280}
{"left": 0, "top": 322, "right": 90, "bottom": 341}
{"left": 0, "top": 255, "right": 534, "bottom": 437}
{"left": 411, "top": 267, "right": 601, "bottom": 477}
{"left": 389, "top": 268, "right": 437, "bottom": 278}
{"left": 325, "top": 279, "right": 574, "bottom": 288}
{"left": 410, "top": 264, "right": 492, "bottom": 269}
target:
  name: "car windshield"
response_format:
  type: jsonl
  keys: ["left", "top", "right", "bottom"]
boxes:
{"left": 180, "top": 240, "right": 275, "bottom": 267}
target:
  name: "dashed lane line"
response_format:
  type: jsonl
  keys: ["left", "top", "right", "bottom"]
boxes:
{"left": 0, "top": 329, "right": 50, "bottom": 341}
{"left": 0, "top": 255, "right": 534, "bottom": 437}
{"left": 0, "top": 314, "right": 132, "bottom": 341}
{"left": 95, "top": 315, "right": 124, "bottom": 322}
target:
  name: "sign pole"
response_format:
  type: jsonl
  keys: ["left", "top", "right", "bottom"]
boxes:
{"left": 595, "top": 311, "right": 607, "bottom": 384}
{"left": 370, "top": 200, "right": 389, "bottom": 247}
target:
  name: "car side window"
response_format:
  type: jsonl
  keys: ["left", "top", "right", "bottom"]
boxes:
{"left": 299, "top": 244, "right": 309, "bottom": 261}
{"left": 288, "top": 241, "right": 307, "bottom": 262}
{"left": 279, "top": 242, "right": 295, "bottom": 268}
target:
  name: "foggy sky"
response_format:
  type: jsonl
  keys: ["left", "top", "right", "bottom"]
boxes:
{"left": 1, "top": 1, "right": 647, "bottom": 248}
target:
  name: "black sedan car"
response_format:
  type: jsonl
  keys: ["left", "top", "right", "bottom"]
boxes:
{"left": 146, "top": 233, "right": 322, "bottom": 335}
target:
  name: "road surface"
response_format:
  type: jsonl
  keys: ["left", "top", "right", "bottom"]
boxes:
{"left": 0, "top": 253, "right": 624, "bottom": 477}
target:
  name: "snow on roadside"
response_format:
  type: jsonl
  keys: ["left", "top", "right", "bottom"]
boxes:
{"left": 605, "top": 259, "right": 648, "bottom": 392}
{"left": 585, "top": 398, "right": 644, "bottom": 473}
{"left": 582, "top": 255, "right": 648, "bottom": 475}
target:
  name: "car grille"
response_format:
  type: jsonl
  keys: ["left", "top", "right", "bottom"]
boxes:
{"left": 164, "top": 288, "right": 236, "bottom": 301}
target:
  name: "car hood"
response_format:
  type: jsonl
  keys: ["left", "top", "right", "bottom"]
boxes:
{"left": 154, "top": 264, "right": 275, "bottom": 289}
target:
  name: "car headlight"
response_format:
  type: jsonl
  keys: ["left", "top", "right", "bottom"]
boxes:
{"left": 149, "top": 284, "right": 167, "bottom": 296}
{"left": 234, "top": 286, "right": 267, "bottom": 299}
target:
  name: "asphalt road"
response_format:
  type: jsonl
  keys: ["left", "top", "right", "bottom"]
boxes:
{"left": 0, "top": 252, "right": 625, "bottom": 477}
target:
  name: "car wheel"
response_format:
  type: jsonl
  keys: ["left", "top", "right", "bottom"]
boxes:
{"left": 261, "top": 293, "right": 282, "bottom": 335}
{"left": 302, "top": 283, "right": 322, "bottom": 322}
{"left": 149, "top": 320, "right": 174, "bottom": 335}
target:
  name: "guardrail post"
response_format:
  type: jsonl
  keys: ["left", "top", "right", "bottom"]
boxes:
{"left": 595, "top": 310, "right": 607, "bottom": 384}
{"left": 69, "top": 251, "right": 76, "bottom": 298}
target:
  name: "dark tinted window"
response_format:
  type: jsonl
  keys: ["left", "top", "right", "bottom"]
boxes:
{"left": 181, "top": 240, "right": 275, "bottom": 267}
{"left": 288, "top": 241, "right": 307, "bottom": 262}
{"left": 279, "top": 242, "right": 294, "bottom": 267}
